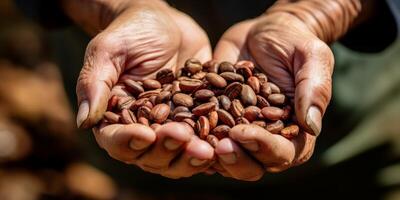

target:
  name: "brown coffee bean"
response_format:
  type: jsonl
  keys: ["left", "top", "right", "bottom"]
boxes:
{"left": 218, "top": 95, "right": 231, "bottom": 111}
{"left": 156, "top": 69, "right": 175, "bottom": 84}
{"left": 256, "top": 95, "right": 270, "bottom": 108}
{"left": 207, "top": 135, "right": 219, "bottom": 148}
{"left": 131, "top": 98, "right": 148, "bottom": 111}
{"left": 138, "top": 117, "right": 149, "bottom": 126}
{"left": 155, "top": 91, "right": 172, "bottom": 104}
{"left": 217, "top": 109, "right": 235, "bottom": 127}
{"left": 266, "top": 120, "right": 284, "bottom": 134}
{"left": 191, "top": 71, "right": 207, "bottom": 80}
{"left": 173, "top": 106, "right": 190, "bottom": 116}
{"left": 230, "top": 99, "right": 244, "bottom": 118}
{"left": 209, "top": 96, "right": 220, "bottom": 110}
{"left": 241, "top": 85, "right": 257, "bottom": 106}
{"left": 172, "top": 93, "right": 194, "bottom": 107}
{"left": 150, "top": 104, "right": 170, "bottom": 123}
{"left": 236, "top": 117, "right": 250, "bottom": 125}
{"left": 203, "top": 60, "right": 219, "bottom": 73}
{"left": 118, "top": 96, "right": 135, "bottom": 110}
{"left": 220, "top": 72, "right": 244, "bottom": 82}
{"left": 137, "top": 106, "right": 152, "bottom": 119}
{"left": 224, "top": 82, "right": 243, "bottom": 100}
{"left": 143, "top": 79, "right": 162, "bottom": 90}
{"left": 138, "top": 89, "right": 161, "bottom": 99}
{"left": 280, "top": 125, "right": 299, "bottom": 139}
{"left": 103, "top": 111, "right": 120, "bottom": 123}
{"left": 182, "top": 118, "right": 196, "bottom": 129}
{"left": 121, "top": 109, "right": 137, "bottom": 124}
{"left": 219, "top": 61, "right": 236, "bottom": 73}
{"left": 196, "top": 116, "right": 210, "bottom": 139}
{"left": 174, "top": 112, "right": 195, "bottom": 121}
{"left": 252, "top": 120, "right": 267, "bottom": 128}
{"left": 162, "top": 84, "right": 173, "bottom": 92}
{"left": 208, "top": 111, "right": 218, "bottom": 129}
{"left": 247, "top": 76, "right": 260, "bottom": 94}
{"left": 179, "top": 78, "right": 203, "bottom": 92}
{"left": 261, "top": 107, "right": 284, "bottom": 121}
{"left": 172, "top": 81, "right": 181, "bottom": 94}
{"left": 268, "top": 94, "right": 286, "bottom": 106}
{"left": 194, "top": 89, "right": 215, "bottom": 101}
{"left": 243, "top": 106, "right": 262, "bottom": 122}
{"left": 212, "top": 125, "right": 230, "bottom": 139}
{"left": 107, "top": 95, "right": 119, "bottom": 111}
{"left": 236, "top": 66, "right": 252, "bottom": 79}
{"left": 150, "top": 123, "right": 162, "bottom": 131}
{"left": 192, "top": 102, "right": 217, "bottom": 116}
{"left": 260, "top": 83, "right": 272, "bottom": 98}
{"left": 269, "top": 82, "right": 281, "bottom": 94}
{"left": 235, "top": 60, "right": 255, "bottom": 71}
{"left": 149, "top": 95, "right": 157, "bottom": 106}
{"left": 254, "top": 73, "right": 268, "bottom": 84}
{"left": 206, "top": 73, "right": 227, "bottom": 88}
{"left": 124, "top": 80, "right": 144, "bottom": 96}
{"left": 184, "top": 58, "right": 203, "bottom": 74}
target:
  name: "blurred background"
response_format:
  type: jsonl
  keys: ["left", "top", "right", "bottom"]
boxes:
{"left": 0, "top": 0, "right": 400, "bottom": 199}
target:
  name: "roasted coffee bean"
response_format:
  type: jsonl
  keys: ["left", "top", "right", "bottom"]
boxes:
{"left": 230, "top": 99, "right": 244, "bottom": 118}
{"left": 185, "top": 58, "right": 203, "bottom": 74}
{"left": 149, "top": 95, "right": 157, "bottom": 106}
{"left": 257, "top": 95, "right": 270, "bottom": 108}
{"left": 208, "top": 111, "right": 218, "bottom": 129}
{"left": 206, "top": 73, "right": 227, "bottom": 88}
{"left": 197, "top": 116, "right": 210, "bottom": 139}
{"left": 121, "top": 109, "right": 137, "bottom": 124}
{"left": 138, "top": 89, "right": 161, "bottom": 99}
{"left": 224, "top": 82, "right": 243, "bottom": 100}
{"left": 219, "top": 61, "right": 236, "bottom": 73}
{"left": 138, "top": 117, "right": 149, "bottom": 126}
{"left": 218, "top": 95, "right": 231, "bottom": 111}
{"left": 118, "top": 96, "right": 135, "bottom": 110}
{"left": 156, "top": 69, "right": 175, "bottom": 84}
{"left": 261, "top": 107, "right": 284, "bottom": 121}
{"left": 162, "top": 84, "right": 173, "bottom": 92}
{"left": 173, "top": 106, "right": 190, "bottom": 116}
{"left": 107, "top": 95, "right": 119, "bottom": 111}
{"left": 241, "top": 85, "right": 257, "bottom": 106}
{"left": 143, "top": 79, "right": 162, "bottom": 90}
{"left": 183, "top": 118, "right": 196, "bottom": 129}
{"left": 131, "top": 98, "right": 148, "bottom": 111}
{"left": 156, "top": 91, "right": 172, "bottom": 104}
{"left": 124, "top": 80, "right": 144, "bottom": 96}
{"left": 174, "top": 112, "right": 195, "bottom": 121}
{"left": 220, "top": 72, "right": 244, "bottom": 82}
{"left": 254, "top": 73, "right": 268, "bottom": 84}
{"left": 235, "top": 60, "right": 255, "bottom": 71}
{"left": 179, "top": 78, "right": 203, "bottom": 92}
{"left": 172, "top": 81, "right": 181, "bottom": 94}
{"left": 280, "top": 125, "right": 299, "bottom": 139}
{"left": 172, "top": 93, "right": 194, "bottom": 107}
{"left": 207, "top": 135, "right": 219, "bottom": 148}
{"left": 194, "top": 89, "right": 215, "bottom": 101}
{"left": 243, "top": 106, "right": 262, "bottom": 122}
{"left": 247, "top": 76, "right": 260, "bottom": 94}
{"left": 260, "top": 83, "right": 272, "bottom": 98}
{"left": 268, "top": 94, "right": 286, "bottom": 106}
{"left": 137, "top": 106, "right": 152, "bottom": 119}
{"left": 103, "top": 111, "right": 120, "bottom": 123}
{"left": 266, "top": 120, "right": 284, "bottom": 134}
{"left": 237, "top": 66, "right": 252, "bottom": 79}
{"left": 209, "top": 96, "right": 220, "bottom": 110}
{"left": 150, "top": 104, "right": 170, "bottom": 123}
{"left": 217, "top": 109, "right": 235, "bottom": 127}
{"left": 150, "top": 123, "right": 162, "bottom": 131}
{"left": 192, "top": 71, "right": 207, "bottom": 80}
{"left": 252, "top": 120, "right": 267, "bottom": 128}
{"left": 203, "top": 60, "right": 219, "bottom": 73}
{"left": 236, "top": 117, "right": 250, "bottom": 125}
{"left": 212, "top": 125, "right": 230, "bottom": 139}
{"left": 192, "top": 102, "right": 217, "bottom": 116}
{"left": 269, "top": 82, "right": 281, "bottom": 94}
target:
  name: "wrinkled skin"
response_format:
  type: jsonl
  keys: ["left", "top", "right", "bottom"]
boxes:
{"left": 212, "top": 12, "right": 334, "bottom": 180}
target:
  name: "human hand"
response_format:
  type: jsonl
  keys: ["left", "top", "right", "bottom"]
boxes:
{"left": 74, "top": 0, "right": 214, "bottom": 178}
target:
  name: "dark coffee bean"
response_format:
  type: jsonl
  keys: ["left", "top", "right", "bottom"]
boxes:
{"left": 247, "top": 76, "right": 260, "bottom": 94}
{"left": 212, "top": 125, "right": 230, "bottom": 139}
{"left": 261, "top": 107, "right": 284, "bottom": 121}
{"left": 156, "top": 69, "right": 175, "bottom": 84}
{"left": 230, "top": 99, "right": 244, "bottom": 118}
{"left": 174, "top": 112, "right": 195, "bottom": 121}
{"left": 235, "top": 60, "right": 255, "bottom": 71}
{"left": 143, "top": 79, "right": 162, "bottom": 90}
{"left": 150, "top": 104, "right": 170, "bottom": 123}
{"left": 203, "top": 60, "right": 219, "bottom": 73}
{"left": 207, "top": 135, "right": 219, "bottom": 148}
{"left": 235, "top": 117, "right": 250, "bottom": 125}
{"left": 137, "top": 106, "right": 152, "bottom": 119}
{"left": 121, "top": 109, "right": 137, "bottom": 124}
{"left": 236, "top": 66, "right": 252, "bottom": 79}
{"left": 194, "top": 89, "right": 215, "bottom": 101}
{"left": 256, "top": 95, "right": 270, "bottom": 108}
{"left": 266, "top": 120, "right": 284, "bottom": 134}
{"left": 172, "top": 93, "right": 194, "bottom": 107}
{"left": 206, "top": 73, "right": 227, "bottom": 88}
{"left": 243, "top": 106, "right": 262, "bottom": 122}
{"left": 268, "top": 94, "right": 286, "bottom": 106}
{"left": 217, "top": 109, "right": 235, "bottom": 127}
{"left": 155, "top": 91, "right": 172, "bottom": 104}
{"left": 208, "top": 111, "right": 218, "bottom": 130}
{"left": 220, "top": 72, "right": 244, "bottom": 82}
{"left": 103, "top": 111, "right": 120, "bottom": 123}
{"left": 185, "top": 58, "right": 203, "bottom": 74}
{"left": 218, "top": 95, "right": 232, "bottom": 111}
{"left": 224, "top": 82, "right": 243, "bottom": 100}
{"left": 196, "top": 116, "right": 210, "bottom": 139}
{"left": 179, "top": 78, "right": 203, "bottom": 92}
{"left": 124, "top": 80, "right": 144, "bottom": 96}
{"left": 218, "top": 61, "right": 236, "bottom": 73}
{"left": 280, "top": 125, "right": 299, "bottom": 139}
{"left": 118, "top": 96, "right": 135, "bottom": 110}
{"left": 241, "top": 85, "right": 257, "bottom": 106}
{"left": 192, "top": 102, "right": 217, "bottom": 116}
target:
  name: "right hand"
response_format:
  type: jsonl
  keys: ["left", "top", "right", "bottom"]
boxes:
{"left": 75, "top": 0, "right": 214, "bottom": 179}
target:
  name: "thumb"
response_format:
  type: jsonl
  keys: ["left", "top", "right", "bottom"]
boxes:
{"left": 294, "top": 41, "right": 334, "bottom": 136}
{"left": 76, "top": 38, "right": 121, "bottom": 129}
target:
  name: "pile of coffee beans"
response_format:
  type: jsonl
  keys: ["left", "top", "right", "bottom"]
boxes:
{"left": 103, "top": 59, "right": 300, "bottom": 147}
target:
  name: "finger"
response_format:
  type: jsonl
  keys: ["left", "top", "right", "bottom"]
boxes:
{"left": 215, "top": 138, "right": 264, "bottom": 181}
{"left": 162, "top": 136, "right": 214, "bottom": 179}
{"left": 93, "top": 123, "right": 156, "bottom": 163}
{"left": 136, "top": 122, "right": 193, "bottom": 172}
{"left": 294, "top": 41, "right": 334, "bottom": 136}
{"left": 76, "top": 35, "right": 122, "bottom": 129}
{"left": 229, "top": 124, "right": 316, "bottom": 172}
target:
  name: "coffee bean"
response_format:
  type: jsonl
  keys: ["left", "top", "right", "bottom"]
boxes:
{"left": 194, "top": 89, "right": 214, "bottom": 101}
{"left": 241, "top": 85, "right": 257, "bottom": 106}
{"left": 243, "top": 106, "right": 262, "bottom": 122}
{"left": 172, "top": 81, "right": 181, "bottom": 94}
{"left": 254, "top": 73, "right": 268, "bottom": 84}
{"left": 192, "top": 102, "right": 217, "bottom": 116}
{"left": 172, "top": 93, "right": 194, "bottom": 107}
{"left": 121, "top": 109, "right": 137, "bottom": 124}
{"left": 103, "top": 111, "right": 120, "bottom": 123}
{"left": 173, "top": 106, "right": 190, "bottom": 117}
{"left": 191, "top": 71, "right": 207, "bottom": 80}
{"left": 203, "top": 60, "right": 219, "bottom": 73}
{"left": 143, "top": 79, "right": 162, "bottom": 90}
{"left": 150, "top": 104, "right": 170, "bottom": 123}
{"left": 118, "top": 96, "right": 135, "bottom": 110}
{"left": 124, "top": 80, "right": 144, "bottom": 96}
{"left": 230, "top": 99, "right": 244, "bottom": 118}
{"left": 235, "top": 60, "right": 255, "bottom": 71}
{"left": 156, "top": 69, "right": 175, "bottom": 84}
{"left": 174, "top": 112, "right": 195, "bottom": 121}
{"left": 179, "top": 78, "right": 203, "bottom": 92}
{"left": 247, "top": 76, "right": 260, "bottom": 94}
{"left": 252, "top": 120, "right": 267, "bottom": 128}
{"left": 208, "top": 111, "right": 218, "bottom": 129}
{"left": 218, "top": 95, "right": 231, "bottom": 111}
{"left": 217, "top": 109, "right": 235, "bottom": 127}
{"left": 260, "top": 83, "right": 272, "bottom": 98}
{"left": 237, "top": 66, "right": 252, "bottom": 79}
{"left": 280, "top": 125, "right": 299, "bottom": 139}
{"left": 137, "top": 106, "right": 152, "bottom": 119}
{"left": 219, "top": 61, "right": 236, "bottom": 73}
{"left": 224, "top": 82, "right": 242, "bottom": 100}
{"left": 156, "top": 91, "right": 172, "bottom": 104}
{"left": 197, "top": 116, "right": 210, "bottom": 139}
{"left": 209, "top": 96, "right": 220, "bottom": 110}
{"left": 212, "top": 125, "right": 230, "bottom": 139}
{"left": 256, "top": 95, "right": 270, "bottom": 108}
{"left": 235, "top": 117, "right": 250, "bottom": 125}
{"left": 138, "top": 89, "right": 161, "bottom": 99}
{"left": 149, "top": 95, "right": 157, "bottom": 106}
{"left": 220, "top": 72, "right": 244, "bottom": 82}
{"left": 266, "top": 120, "right": 284, "bottom": 134}
{"left": 183, "top": 118, "right": 196, "bottom": 129}
{"left": 268, "top": 94, "right": 285, "bottom": 106}
{"left": 185, "top": 58, "right": 203, "bottom": 74}
{"left": 207, "top": 135, "right": 219, "bottom": 147}
{"left": 269, "top": 82, "right": 281, "bottom": 94}
{"left": 261, "top": 107, "right": 284, "bottom": 121}
{"left": 206, "top": 73, "right": 227, "bottom": 88}
{"left": 162, "top": 84, "right": 173, "bottom": 92}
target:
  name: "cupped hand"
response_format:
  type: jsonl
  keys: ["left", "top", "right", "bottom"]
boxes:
{"left": 76, "top": 0, "right": 214, "bottom": 178}
{"left": 213, "top": 12, "right": 334, "bottom": 180}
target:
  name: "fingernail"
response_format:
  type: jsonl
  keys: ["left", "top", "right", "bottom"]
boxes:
{"left": 129, "top": 139, "right": 148, "bottom": 150}
{"left": 219, "top": 153, "right": 237, "bottom": 165}
{"left": 240, "top": 141, "right": 259, "bottom": 152}
{"left": 190, "top": 158, "right": 208, "bottom": 167}
{"left": 77, "top": 100, "right": 89, "bottom": 128}
{"left": 306, "top": 106, "right": 322, "bottom": 136}
{"left": 164, "top": 138, "right": 182, "bottom": 151}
